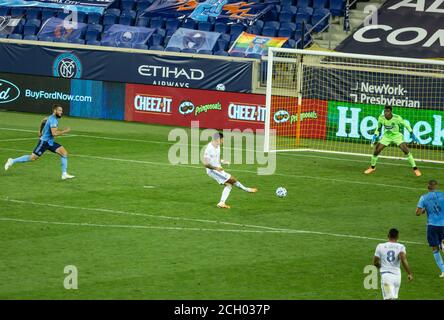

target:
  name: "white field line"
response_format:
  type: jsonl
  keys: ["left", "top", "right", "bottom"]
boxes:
{"left": 0, "top": 198, "right": 425, "bottom": 245}
{"left": 1, "top": 126, "right": 443, "bottom": 171}
{"left": 0, "top": 146, "right": 424, "bottom": 191}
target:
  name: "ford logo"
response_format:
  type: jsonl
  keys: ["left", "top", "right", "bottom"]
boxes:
{"left": 273, "top": 110, "right": 290, "bottom": 123}
{"left": 179, "top": 101, "right": 195, "bottom": 115}
{"left": 0, "top": 79, "right": 20, "bottom": 104}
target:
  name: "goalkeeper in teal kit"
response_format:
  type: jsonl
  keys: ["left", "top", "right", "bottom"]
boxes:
{"left": 365, "top": 105, "right": 422, "bottom": 177}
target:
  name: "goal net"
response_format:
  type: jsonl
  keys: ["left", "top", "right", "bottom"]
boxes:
{"left": 264, "top": 48, "right": 444, "bottom": 163}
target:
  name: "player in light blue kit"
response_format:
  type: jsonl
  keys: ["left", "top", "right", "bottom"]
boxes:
{"left": 4, "top": 104, "right": 75, "bottom": 180}
{"left": 416, "top": 180, "right": 444, "bottom": 278}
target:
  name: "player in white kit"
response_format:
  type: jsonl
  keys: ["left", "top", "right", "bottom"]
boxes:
{"left": 373, "top": 228, "right": 413, "bottom": 300}
{"left": 203, "top": 132, "right": 257, "bottom": 209}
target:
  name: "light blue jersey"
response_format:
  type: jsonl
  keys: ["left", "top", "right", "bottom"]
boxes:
{"left": 40, "top": 114, "right": 58, "bottom": 146}
{"left": 417, "top": 191, "right": 444, "bottom": 227}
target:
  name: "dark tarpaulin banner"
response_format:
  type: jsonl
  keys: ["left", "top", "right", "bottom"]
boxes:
{"left": 0, "top": 15, "right": 22, "bottom": 36}
{"left": 336, "top": 0, "right": 444, "bottom": 58}
{"left": 101, "top": 25, "right": 155, "bottom": 46}
{"left": 38, "top": 17, "right": 88, "bottom": 41}
{"left": 141, "top": 0, "right": 276, "bottom": 26}
{"left": 167, "top": 28, "right": 220, "bottom": 51}
{"left": 0, "top": 0, "right": 115, "bottom": 14}
{"left": 0, "top": 42, "right": 253, "bottom": 92}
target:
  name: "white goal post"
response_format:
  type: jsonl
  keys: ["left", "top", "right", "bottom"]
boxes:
{"left": 264, "top": 48, "right": 444, "bottom": 163}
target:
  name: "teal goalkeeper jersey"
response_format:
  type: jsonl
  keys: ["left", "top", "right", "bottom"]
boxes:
{"left": 375, "top": 113, "right": 412, "bottom": 137}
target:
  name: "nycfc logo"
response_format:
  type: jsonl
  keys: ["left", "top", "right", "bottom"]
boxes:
{"left": 53, "top": 53, "right": 82, "bottom": 79}
{"left": 183, "top": 31, "right": 206, "bottom": 50}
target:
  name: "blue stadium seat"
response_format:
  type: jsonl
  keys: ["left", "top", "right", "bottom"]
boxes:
{"left": 136, "top": 0, "right": 151, "bottom": 12}
{"left": 57, "top": 11, "right": 69, "bottom": 19}
{"left": 39, "top": 36, "right": 54, "bottom": 42}
{"left": 106, "top": 8, "right": 121, "bottom": 16}
{"left": 11, "top": 8, "right": 25, "bottom": 16}
{"left": 8, "top": 34, "right": 23, "bottom": 40}
{"left": 282, "top": 38, "right": 296, "bottom": 48}
{"left": 165, "top": 46, "right": 181, "bottom": 52}
{"left": 261, "top": 8, "right": 278, "bottom": 21}
{"left": 149, "top": 45, "right": 164, "bottom": 51}
{"left": 121, "top": 0, "right": 136, "bottom": 11}
{"left": 86, "top": 40, "right": 101, "bottom": 46}
{"left": 329, "top": 0, "right": 345, "bottom": 16}
{"left": 264, "top": 21, "right": 280, "bottom": 30}
{"left": 119, "top": 15, "right": 133, "bottom": 25}
{"left": 246, "top": 53, "right": 262, "bottom": 60}
{"left": 279, "top": 11, "right": 293, "bottom": 23}
{"left": 181, "top": 48, "right": 197, "bottom": 54}
{"left": 100, "top": 40, "right": 115, "bottom": 47}
{"left": 87, "top": 24, "right": 103, "bottom": 33}
{"left": 85, "top": 29, "right": 100, "bottom": 42}
{"left": 230, "top": 33, "right": 241, "bottom": 42}
{"left": 150, "top": 17, "right": 164, "bottom": 29}
{"left": 230, "top": 24, "right": 244, "bottom": 35}
{"left": 262, "top": 26, "right": 277, "bottom": 37}
{"left": 87, "top": 12, "right": 102, "bottom": 24}
{"left": 149, "top": 33, "right": 163, "bottom": 46}
{"left": 295, "top": 14, "right": 312, "bottom": 25}
{"left": 165, "top": 18, "right": 180, "bottom": 31}
{"left": 41, "top": 10, "right": 55, "bottom": 21}
{"left": 229, "top": 51, "right": 244, "bottom": 57}
{"left": 23, "top": 35, "right": 38, "bottom": 41}
{"left": 246, "top": 25, "right": 262, "bottom": 35}
{"left": 23, "top": 19, "right": 41, "bottom": 36}
{"left": 214, "top": 50, "right": 229, "bottom": 56}
{"left": 216, "top": 38, "right": 228, "bottom": 51}
{"left": 198, "top": 21, "right": 212, "bottom": 31}
{"left": 136, "top": 16, "right": 150, "bottom": 27}
{"left": 297, "top": 0, "right": 313, "bottom": 8}
{"left": 75, "top": 12, "right": 87, "bottom": 23}
{"left": 198, "top": 49, "right": 213, "bottom": 55}
{"left": 280, "top": 22, "right": 297, "bottom": 32}
{"left": 313, "top": 0, "right": 328, "bottom": 9}
{"left": 214, "top": 22, "right": 228, "bottom": 34}
{"left": 103, "top": 13, "right": 118, "bottom": 26}
{"left": 181, "top": 19, "right": 196, "bottom": 29}
{"left": 278, "top": 28, "right": 293, "bottom": 38}
{"left": 281, "top": 5, "right": 297, "bottom": 15}
{"left": 26, "top": 8, "right": 41, "bottom": 20}
{"left": 0, "top": 34, "right": 7, "bottom": 39}
{"left": 312, "top": 9, "right": 330, "bottom": 32}
{"left": 0, "top": 7, "right": 9, "bottom": 16}
{"left": 133, "top": 43, "right": 148, "bottom": 50}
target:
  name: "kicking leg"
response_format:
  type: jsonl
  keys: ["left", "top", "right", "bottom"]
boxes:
{"left": 399, "top": 143, "right": 421, "bottom": 176}
{"left": 431, "top": 246, "right": 444, "bottom": 278}
{"left": 227, "top": 176, "right": 257, "bottom": 193}
{"left": 56, "top": 146, "right": 75, "bottom": 180}
{"left": 365, "top": 143, "right": 385, "bottom": 174}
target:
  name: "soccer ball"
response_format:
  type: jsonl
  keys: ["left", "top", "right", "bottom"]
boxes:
{"left": 276, "top": 187, "right": 287, "bottom": 198}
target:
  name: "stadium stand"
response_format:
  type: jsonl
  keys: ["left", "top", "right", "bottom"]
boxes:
{"left": 0, "top": 0, "right": 351, "bottom": 58}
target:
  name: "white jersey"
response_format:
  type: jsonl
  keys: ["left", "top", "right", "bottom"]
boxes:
{"left": 374, "top": 242, "right": 406, "bottom": 276}
{"left": 204, "top": 142, "right": 221, "bottom": 174}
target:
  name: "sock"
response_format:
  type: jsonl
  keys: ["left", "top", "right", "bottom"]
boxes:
{"left": 12, "top": 155, "right": 31, "bottom": 164}
{"left": 234, "top": 181, "right": 251, "bottom": 192}
{"left": 370, "top": 155, "right": 378, "bottom": 168}
{"left": 220, "top": 185, "right": 232, "bottom": 204}
{"left": 433, "top": 250, "right": 444, "bottom": 272}
{"left": 61, "top": 156, "right": 68, "bottom": 174}
{"left": 407, "top": 153, "right": 417, "bottom": 168}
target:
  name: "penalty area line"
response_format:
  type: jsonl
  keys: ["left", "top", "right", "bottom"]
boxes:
{"left": 0, "top": 198, "right": 425, "bottom": 245}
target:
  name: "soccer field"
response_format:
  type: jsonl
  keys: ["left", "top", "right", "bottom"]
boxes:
{"left": 0, "top": 111, "right": 442, "bottom": 300}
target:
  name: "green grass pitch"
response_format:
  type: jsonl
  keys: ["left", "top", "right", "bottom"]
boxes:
{"left": 0, "top": 110, "right": 443, "bottom": 299}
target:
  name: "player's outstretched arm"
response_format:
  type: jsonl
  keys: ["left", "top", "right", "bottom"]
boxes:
{"left": 51, "top": 127, "right": 70, "bottom": 137}
{"left": 416, "top": 207, "right": 425, "bottom": 216}
{"left": 400, "top": 252, "right": 413, "bottom": 281}
{"left": 203, "top": 157, "right": 223, "bottom": 172}
{"left": 372, "top": 256, "right": 381, "bottom": 268}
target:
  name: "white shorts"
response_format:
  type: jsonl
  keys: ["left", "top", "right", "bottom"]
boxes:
{"left": 381, "top": 272, "right": 401, "bottom": 300}
{"left": 207, "top": 169, "right": 231, "bottom": 185}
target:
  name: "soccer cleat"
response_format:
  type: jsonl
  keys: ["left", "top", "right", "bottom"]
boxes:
{"left": 414, "top": 169, "right": 422, "bottom": 177}
{"left": 4, "top": 158, "right": 13, "bottom": 171}
{"left": 364, "top": 167, "right": 376, "bottom": 174}
{"left": 62, "top": 173, "right": 75, "bottom": 180}
{"left": 439, "top": 272, "right": 444, "bottom": 278}
{"left": 217, "top": 202, "right": 230, "bottom": 209}
{"left": 249, "top": 188, "right": 258, "bottom": 193}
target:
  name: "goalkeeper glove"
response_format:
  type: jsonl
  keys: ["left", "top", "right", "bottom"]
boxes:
{"left": 371, "top": 134, "right": 378, "bottom": 145}
{"left": 411, "top": 133, "right": 420, "bottom": 144}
